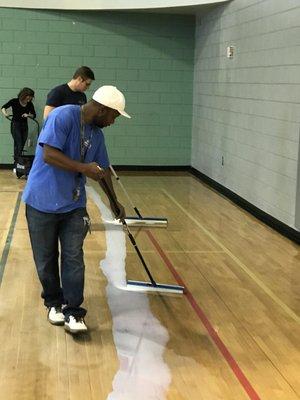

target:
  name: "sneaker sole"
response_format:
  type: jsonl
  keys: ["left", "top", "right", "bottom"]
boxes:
{"left": 48, "top": 318, "right": 65, "bottom": 326}
{"left": 64, "top": 324, "right": 88, "bottom": 334}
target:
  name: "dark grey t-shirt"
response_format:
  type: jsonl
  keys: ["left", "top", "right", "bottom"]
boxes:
{"left": 46, "top": 83, "right": 87, "bottom": 107}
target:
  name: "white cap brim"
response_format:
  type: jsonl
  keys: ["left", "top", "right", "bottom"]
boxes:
{"left": 118, "top": 110, "right": 131, "bottom": 119}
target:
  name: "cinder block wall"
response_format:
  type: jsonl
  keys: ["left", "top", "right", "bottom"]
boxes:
{"left": 0, "top": 8, "right": 194, "bottom": 165}
{"left": 192, "top": 0, "right": 300, "bottom": 228}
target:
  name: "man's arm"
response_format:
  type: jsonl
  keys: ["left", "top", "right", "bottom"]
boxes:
{"left": 98, "top": 170, "right": 117, "bottom": 201}
{"left": 44, "top": 147, "right": 126, "bottom": 219}
{"left": 43, "top": 144, "right": 105, "bottom": 181}
{"left": 43, "top": 105, "right": 56, "bottom": 119}
{"left": 44, "top": 86, "right": 62, "bottom": 119}
{"left": 98, "top": 169, "right": 126, "bottom": 220}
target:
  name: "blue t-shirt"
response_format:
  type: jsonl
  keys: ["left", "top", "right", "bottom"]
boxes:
{"left": 22, "top": 105, "right": 110, "bottom": 213}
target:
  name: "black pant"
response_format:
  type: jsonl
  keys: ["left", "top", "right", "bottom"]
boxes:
{"left": 11, "top": 121, "right": 28, "bottom": 165}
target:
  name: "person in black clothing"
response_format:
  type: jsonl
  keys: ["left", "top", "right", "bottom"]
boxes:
{"left": 43, "top": 66, "right": 95, "bottom": 119}
{"left": 1, "top": 87, "right": 36, "bottom": 169}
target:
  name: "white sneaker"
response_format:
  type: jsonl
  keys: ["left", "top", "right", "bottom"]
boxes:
{"left": 48, "top": 306, "right": 65, "bottom": 325}
{"left": 65, "top": 315, "right": 88, "bottom": 334}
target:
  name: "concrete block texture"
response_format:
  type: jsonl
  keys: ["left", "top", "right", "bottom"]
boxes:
{"left": 192, "top": 0, "right": 300, "bottom": 229}
{"left": 0, "top": 9, "right": 195, "bottom": 166}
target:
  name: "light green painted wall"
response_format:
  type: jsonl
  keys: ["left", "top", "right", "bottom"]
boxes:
{"left": 0, "top": 8, "right": 194, "bottom": 165}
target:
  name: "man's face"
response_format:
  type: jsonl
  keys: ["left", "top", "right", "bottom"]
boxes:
{"left": 93, "top": 106, "right": 120, "bottom": 128}
{"left": 78, "top": 77, "right": 93, "bottom": 92}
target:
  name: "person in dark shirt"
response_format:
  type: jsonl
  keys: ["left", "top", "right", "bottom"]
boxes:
{"left": 1, "top": 87, "right": 36, "bottom": 169}
{"left": 43, "top": 66, "right": 95, "bottom": 119}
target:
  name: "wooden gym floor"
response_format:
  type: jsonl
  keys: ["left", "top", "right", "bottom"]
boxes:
{"left": 0, "top": 169, "right": 299, "bottom": 400}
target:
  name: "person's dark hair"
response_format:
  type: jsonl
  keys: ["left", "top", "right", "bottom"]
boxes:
{"left": 73, "top": 66, "right": 95, "bottom": 81}
{"left": 18, "top": 87, "right": 35, "bottom": 101}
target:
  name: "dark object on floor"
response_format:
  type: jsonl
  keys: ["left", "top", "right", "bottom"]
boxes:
{"left": 15, "top": 154, "right": 35, "bottom": 178}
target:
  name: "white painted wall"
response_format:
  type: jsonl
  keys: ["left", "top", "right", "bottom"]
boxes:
{"left": 192, "top": 0, "right": 300, "bottom": 229}
{"left": 0, "top": 0, "right": 228, "bottom": 11}
{"left": 296, "top": 140, "right": 300, "bottom": 230}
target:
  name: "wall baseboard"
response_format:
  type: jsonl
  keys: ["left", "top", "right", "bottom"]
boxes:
{"left": 189, "top": 167, "right": 300, "bottom": 245}
{"left": 0, "top": 164, "right": 13, "bottom": 169}
{"left": 113, "top": 165, "right": 190, "bottom": 171}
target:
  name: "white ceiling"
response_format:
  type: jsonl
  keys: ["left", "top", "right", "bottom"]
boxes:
{"left": 0, "top": 0, "right": 229, "bottom": 14}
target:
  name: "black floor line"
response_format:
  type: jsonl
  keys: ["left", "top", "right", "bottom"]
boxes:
{"left": 0, "top": 192, "right": 22, "bottom": 286}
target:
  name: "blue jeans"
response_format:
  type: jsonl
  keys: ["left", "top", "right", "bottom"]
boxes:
{"left": 26, "top": 205, "right": 90, "bottom": 318}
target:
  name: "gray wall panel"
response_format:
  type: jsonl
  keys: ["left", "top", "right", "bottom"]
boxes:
{"left": 192, "top": 0, "right": 300, "bottom": 229}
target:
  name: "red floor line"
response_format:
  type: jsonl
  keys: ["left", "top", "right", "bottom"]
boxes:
{"left": 146, "top": 230, "right": 261, "bottom": 400}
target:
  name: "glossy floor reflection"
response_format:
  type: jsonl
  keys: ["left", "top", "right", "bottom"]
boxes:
{"left": 0, "top": 170, "right": 299, "bottom": 400}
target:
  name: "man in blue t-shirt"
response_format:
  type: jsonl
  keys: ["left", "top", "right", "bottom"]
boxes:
{"left": 23, "top": 85, "right": 131, "bottom": 334}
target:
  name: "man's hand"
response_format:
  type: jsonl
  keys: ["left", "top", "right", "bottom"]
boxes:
{"left": 110, "top": 200, "right": 126, "bottom": 221}
{"left": 22, "top": 113, "right": 29, "bottom": 118}
{"left": 82, "top": 163, "right": 106, "bottom": 181}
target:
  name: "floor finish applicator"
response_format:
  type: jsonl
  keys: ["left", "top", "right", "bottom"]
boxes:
{"left": 100, "top": 176, "right": 184, "bottom": 295}
{"left": 107, "top": 165, "right": 168, "bottom": 228}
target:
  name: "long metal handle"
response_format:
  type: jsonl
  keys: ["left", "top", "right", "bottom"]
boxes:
{"left": 109, "top": 165, "right": 143, "bottom": 219}
{"left": 101, "top": 177, "right": 157, "bottom": 286}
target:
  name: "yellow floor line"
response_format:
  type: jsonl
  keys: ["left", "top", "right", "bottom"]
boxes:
{"left": 127, "top": 250, "right": 155, "bottom": 254}
{"left": 163, "top": 189, "right": 300, "bottom": 325}
{"left": 165, "top": 250, "right": 225, "bottom": 254}
{"left": 128, "top": 250, "right": 225, "bottom": 254}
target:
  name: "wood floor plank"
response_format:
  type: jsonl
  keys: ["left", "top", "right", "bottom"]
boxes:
{"left": 0, "top": 171, "right": 299, "bottom": 400}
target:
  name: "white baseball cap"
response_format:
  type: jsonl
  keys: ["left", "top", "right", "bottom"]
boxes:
{"left": 92, "top": 85, "right": 131, "bottom": 118}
